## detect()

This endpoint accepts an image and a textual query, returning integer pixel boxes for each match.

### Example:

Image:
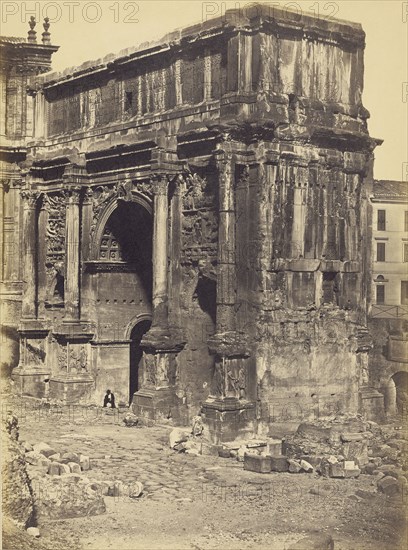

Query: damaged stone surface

[30,473,106,520]
[1,415,34,528]
[4,3,379,444]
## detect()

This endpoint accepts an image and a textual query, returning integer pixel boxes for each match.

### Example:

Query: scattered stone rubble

[20,436,144,518]
[169,415,207,455]
[212,415,407,497]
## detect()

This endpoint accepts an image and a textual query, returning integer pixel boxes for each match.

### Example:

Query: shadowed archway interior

[129,319,152,403]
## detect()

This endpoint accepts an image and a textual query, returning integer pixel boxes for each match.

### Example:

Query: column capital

[150,174,170,196]
[83,186,94,204]
[66,186,82,204]
[21,190,40,208]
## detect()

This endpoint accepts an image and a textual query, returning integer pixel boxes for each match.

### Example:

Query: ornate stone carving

[98,224,122,261]
[226,361,247,399]
[69,345,88,372]
[57,345,67,371]
[46,192,67,264]
[25,340,46,366]
[90,185,116,239]
[21,190,40,208]
[182,172,207,210]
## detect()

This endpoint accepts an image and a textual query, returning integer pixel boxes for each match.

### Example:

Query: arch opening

[384,371,408,417]
[129,319,151,404]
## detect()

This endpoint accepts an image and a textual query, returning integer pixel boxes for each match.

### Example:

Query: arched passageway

[384,371,408,417]
[129,319,151,403]
[93,199,153,404]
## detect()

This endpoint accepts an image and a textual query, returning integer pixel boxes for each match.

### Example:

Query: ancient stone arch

[91,191,153,261]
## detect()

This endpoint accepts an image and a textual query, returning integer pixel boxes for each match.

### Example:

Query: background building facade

[368,180,408,419]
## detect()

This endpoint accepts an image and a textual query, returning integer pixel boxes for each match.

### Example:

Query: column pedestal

[132,342,184,422]
[13,324,50,398]
[49,374,94,405]
[201,397,256,445]
[132,172,185,422]
[201,332,255,444]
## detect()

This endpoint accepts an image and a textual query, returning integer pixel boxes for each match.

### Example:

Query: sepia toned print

[1,2,407,549]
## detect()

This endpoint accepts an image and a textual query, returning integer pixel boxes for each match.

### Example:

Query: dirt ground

[2,397,407,550]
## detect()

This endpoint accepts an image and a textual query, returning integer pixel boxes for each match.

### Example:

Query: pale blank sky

[1,0,407,181]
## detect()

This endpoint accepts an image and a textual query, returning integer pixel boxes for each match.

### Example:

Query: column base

[12,366,51,399]
[201,397,256,445]
[132,387,181,423]
[49,374,94,405]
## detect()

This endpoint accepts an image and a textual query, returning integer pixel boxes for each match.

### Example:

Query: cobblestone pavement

[3,397,407,550]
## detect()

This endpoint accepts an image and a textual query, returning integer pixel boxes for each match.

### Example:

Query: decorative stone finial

[27,16,37,43]
[42,17,51,45]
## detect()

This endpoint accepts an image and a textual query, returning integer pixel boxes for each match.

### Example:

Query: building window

[402,281,408,305]
[377,209,386,231]
[404,243,408,263]
[405,211,408,232]
[377,242,386,262]
[376,285,385,304]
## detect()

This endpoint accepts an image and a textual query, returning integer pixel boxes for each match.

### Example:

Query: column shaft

[64,189,81,321]
[151,176,169,331]
[21,191,38,319]
[216,155,236,334]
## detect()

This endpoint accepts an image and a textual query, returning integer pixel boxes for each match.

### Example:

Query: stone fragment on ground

[48,453,61,462]
[288,459,302,473]
[169,428,190,449]
[329,462,345,478]
[26,527,40,538]
[68,461,81,474]
[344,461,360,478]
[33,442,56,458]
[300,459,314,473]
[377,475,401,496]
[31,472,106,519]
[270,455,289,472]
[244,453,271,473]
[123,412,140,427]
[288,532,334,549]
[79,454,90,471]
[129,481,144,498]
[61,452,80,464]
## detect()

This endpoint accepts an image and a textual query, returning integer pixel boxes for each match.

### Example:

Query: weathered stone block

[270,455,289,472]
[33,442,56,458]
[266,439,282,456]
[47,462,61,476]
[288,532,334,549]
[48,453,61,462]
[344,461,360,478]
[79,454,90,471]
[61,452,80,464]
[59,463,71,475]
[377,476,400,496]
[68,462,81,474]
[244,453,271,473]
[218,448,231,458]
[288,459,302,473]
[300,459,314,473]
[329,462,345,478]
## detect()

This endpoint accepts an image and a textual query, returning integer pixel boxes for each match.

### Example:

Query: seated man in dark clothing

[103,389,116,408]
